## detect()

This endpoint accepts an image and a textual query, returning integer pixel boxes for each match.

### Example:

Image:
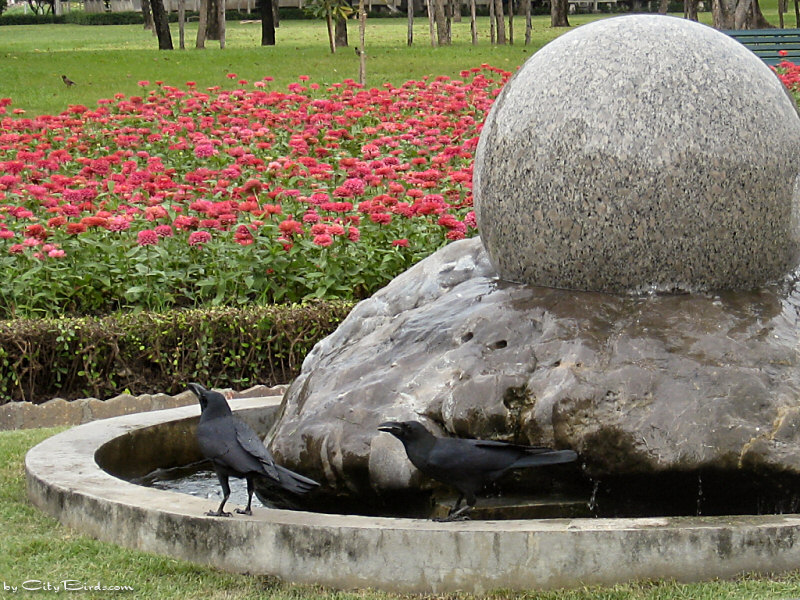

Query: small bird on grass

[188,383,320,517]
[61,75,76,87]
[379,420,578,521]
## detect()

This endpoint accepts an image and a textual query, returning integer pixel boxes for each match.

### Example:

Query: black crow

[378,420,578,521]
[188,383,319,517]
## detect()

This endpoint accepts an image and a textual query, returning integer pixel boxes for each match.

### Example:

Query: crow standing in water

[379,421,578,521]
[188,383,319,517]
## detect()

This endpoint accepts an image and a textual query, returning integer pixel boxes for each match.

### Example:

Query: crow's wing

[197,417,261,476]
[423,437,520,478]
[233,418,280,480]
[470,439,577,468]
[471,439,553,453]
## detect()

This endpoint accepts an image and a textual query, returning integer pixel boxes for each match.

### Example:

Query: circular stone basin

[25,397,800,593]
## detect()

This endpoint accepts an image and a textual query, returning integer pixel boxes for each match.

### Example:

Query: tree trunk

[795,0,799,27]
[259,0,275,45]
[426,0,437,46]
[142,0,155,31]
[494,0,506,43]
[550,0,569,26]
[206,0,220,40]
[178,0,185,48]
[434,0,450,45]
[508,0,514,44]
[470,0,477,44]
[326,12,336,52]
[408,0,414,45]
[273,0,280,27]
[218,0,226,49]
[489,0,495,43]
[358,0,366,85]
[684,0,697,18]
[151,0,174,49]
[525,0,531,44]
[712,0,773,27]
[196,0,208,48]
[711,0,732,26]
[658,0,668,14]
[335,15,348,47]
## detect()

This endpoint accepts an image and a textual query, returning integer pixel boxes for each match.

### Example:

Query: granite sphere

[473,15,800,293]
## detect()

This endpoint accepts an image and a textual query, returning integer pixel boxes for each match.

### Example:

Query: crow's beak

[378,421,403,435]
[187,382,206,398]
[188,382,209,411]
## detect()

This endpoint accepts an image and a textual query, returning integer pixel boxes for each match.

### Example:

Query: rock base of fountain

[268,237,800,502]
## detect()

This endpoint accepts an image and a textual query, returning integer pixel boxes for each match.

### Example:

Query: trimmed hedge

[64,10,143,24]
[0,13,65,25]
[0,301,354,404]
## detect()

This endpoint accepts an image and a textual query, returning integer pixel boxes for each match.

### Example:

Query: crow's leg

[235,476,255,515]
[207,470,232,517]
[433,493,471,522]
[441,492,475,522]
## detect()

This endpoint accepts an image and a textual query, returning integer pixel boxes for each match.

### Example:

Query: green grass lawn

[4,428,800,599]
[0,17,573,116]
[0,5,787,117]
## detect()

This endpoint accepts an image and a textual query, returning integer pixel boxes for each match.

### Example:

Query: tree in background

[0,0,7,15]
[335,13,349,48]
[493,0,505,43]
[151,0,174,49]
[433,0,450,45]
[177,0,186,48]
[712,0,773,27]
[196,0,223,47]
[304,0,353,53]
[358,0,366,84]
[141,0,155,31]
[258,0,276,45]
[25,0,53,14]
[551,0,569,26]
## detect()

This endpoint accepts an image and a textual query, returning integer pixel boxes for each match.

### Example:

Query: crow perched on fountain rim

[378,420,578,521]
[188,383,320,517]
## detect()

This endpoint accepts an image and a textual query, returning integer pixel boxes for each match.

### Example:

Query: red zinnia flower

[66,223,87,235]
[312,233,333,247]
[278,218,303,236]
[370,213,392,225]
[137,229,159,246]
[188,231,212,246]
[155,225,174,237]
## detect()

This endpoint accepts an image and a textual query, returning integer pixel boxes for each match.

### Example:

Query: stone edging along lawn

[0,384,287,431]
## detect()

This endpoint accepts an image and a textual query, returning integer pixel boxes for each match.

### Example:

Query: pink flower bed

[2,60,797,319]
[0,66,511,317]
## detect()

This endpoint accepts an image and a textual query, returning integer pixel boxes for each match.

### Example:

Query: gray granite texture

[474,15,800,293]
[266,238,800,498]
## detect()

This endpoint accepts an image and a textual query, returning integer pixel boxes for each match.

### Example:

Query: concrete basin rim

[24,397,800,533]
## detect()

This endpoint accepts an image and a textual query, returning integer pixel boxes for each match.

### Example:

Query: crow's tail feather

[514,449,578,468]
[274,464,320,494]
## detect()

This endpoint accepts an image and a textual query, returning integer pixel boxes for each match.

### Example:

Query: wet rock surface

[267,238,800,499]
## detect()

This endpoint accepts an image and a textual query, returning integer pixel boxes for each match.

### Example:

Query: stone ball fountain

[267,14,800,513]
[26,14,800,593]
